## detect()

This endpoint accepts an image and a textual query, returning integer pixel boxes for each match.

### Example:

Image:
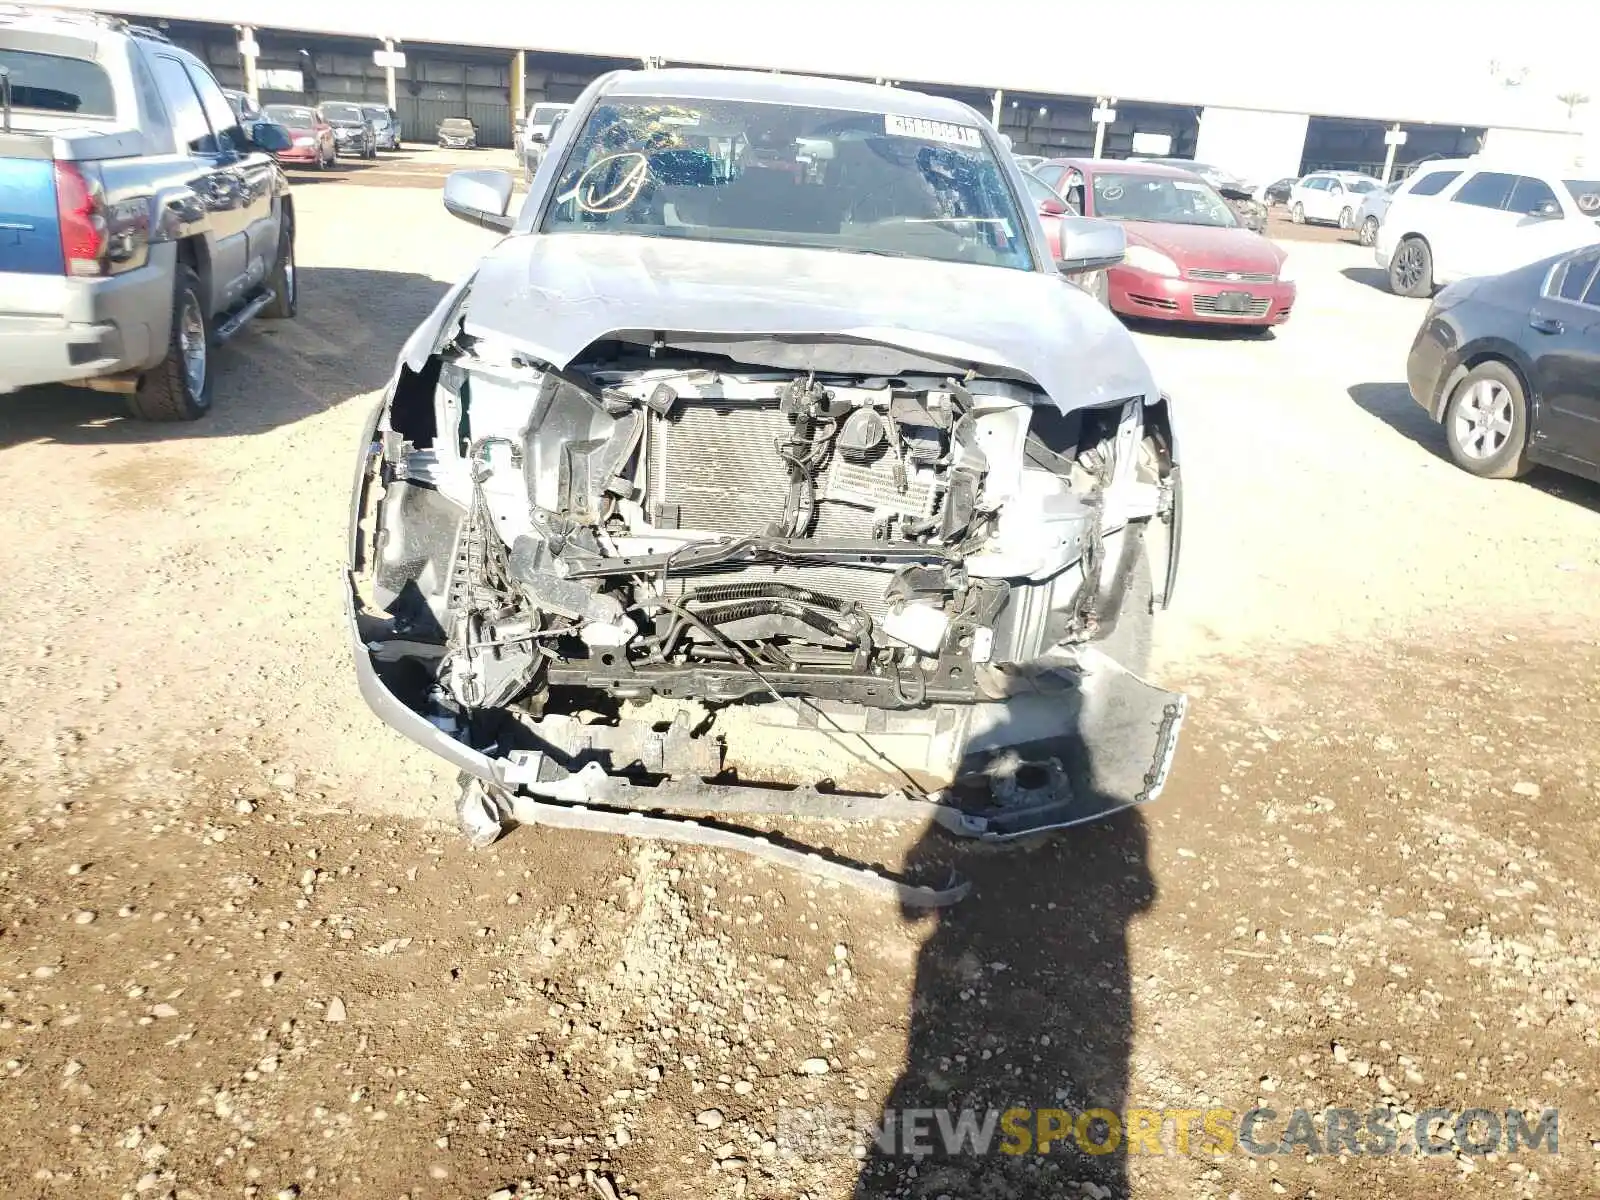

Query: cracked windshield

[542,97,1033,269]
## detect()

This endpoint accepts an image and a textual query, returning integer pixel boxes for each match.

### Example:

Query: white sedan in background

[1289,171,1384,229]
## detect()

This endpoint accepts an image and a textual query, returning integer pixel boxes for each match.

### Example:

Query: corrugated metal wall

[401,99,511,146]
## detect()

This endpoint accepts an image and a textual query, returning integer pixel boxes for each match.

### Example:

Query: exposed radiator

[646,402,792,534]
[643,402,936,540]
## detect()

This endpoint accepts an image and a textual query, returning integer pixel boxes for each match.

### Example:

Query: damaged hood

[453,233,1157,413]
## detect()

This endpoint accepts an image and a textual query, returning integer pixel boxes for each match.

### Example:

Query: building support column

[991,88,1003,128]
[237,25,259,101]
[1381,122,1407,183]
[1092,97,1117,159]
[383,38,398,111]
[511,49,525,129]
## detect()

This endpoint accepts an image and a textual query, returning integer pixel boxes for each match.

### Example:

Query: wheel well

[1437,353,1530,422]
[174,235,213,303]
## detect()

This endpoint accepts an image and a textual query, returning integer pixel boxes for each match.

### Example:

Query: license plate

[1213,291,1251,314]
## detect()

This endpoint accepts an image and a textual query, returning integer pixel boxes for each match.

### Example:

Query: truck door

[185,62,279,295]
[145,51,250,311]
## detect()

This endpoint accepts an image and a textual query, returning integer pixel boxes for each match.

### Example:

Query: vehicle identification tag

[884,115,982,148]
[1214,291,1251,313]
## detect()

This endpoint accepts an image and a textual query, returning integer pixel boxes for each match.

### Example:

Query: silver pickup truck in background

[0,7,298,420]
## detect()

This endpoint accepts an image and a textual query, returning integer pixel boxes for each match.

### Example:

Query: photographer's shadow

[857,809,1154,1198]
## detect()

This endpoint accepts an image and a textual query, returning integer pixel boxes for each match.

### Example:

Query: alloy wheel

[1452,379,1515,460]
[1394,244,1424,291]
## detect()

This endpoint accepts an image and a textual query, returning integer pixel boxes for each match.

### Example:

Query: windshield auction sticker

[885,114,982,147]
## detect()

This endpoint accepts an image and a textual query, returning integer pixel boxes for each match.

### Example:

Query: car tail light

[53,161,149,276]
[54,161,108,276]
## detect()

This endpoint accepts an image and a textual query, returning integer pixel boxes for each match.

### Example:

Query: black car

[320,100,377,159]
[1407,247,1600,482]
[438,117,477,148]
[1262,177,1296,206]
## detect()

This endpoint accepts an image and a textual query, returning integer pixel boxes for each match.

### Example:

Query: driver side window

[186,61,248,154]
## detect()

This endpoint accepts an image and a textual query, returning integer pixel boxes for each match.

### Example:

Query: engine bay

[360,326,1173,740]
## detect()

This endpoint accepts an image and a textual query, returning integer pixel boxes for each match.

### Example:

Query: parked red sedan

[263,104,337,170]
[1032,158,1295,327]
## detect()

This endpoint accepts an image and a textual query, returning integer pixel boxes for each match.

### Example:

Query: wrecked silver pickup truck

[348,69,1186,905]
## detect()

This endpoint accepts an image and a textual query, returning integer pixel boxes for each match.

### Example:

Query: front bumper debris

[350,565,1185,908]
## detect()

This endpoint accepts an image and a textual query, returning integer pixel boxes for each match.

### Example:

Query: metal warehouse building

[55,0,1593,183]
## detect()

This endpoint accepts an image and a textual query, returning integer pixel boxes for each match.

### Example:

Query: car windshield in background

[361,106,388,120]
[442,119,473,131]
[1346,179,1379,194]
[322,103,364,123]
[530,104,567,125]
[1564,180,1600,217]
[0,48,114,116]
[541,97,1032,270]
[265,106,317,129]
[1093,172,1238,227]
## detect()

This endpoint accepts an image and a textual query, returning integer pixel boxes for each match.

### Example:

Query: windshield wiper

[837,246,922,260]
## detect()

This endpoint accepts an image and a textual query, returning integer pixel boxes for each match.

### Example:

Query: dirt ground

[1,178,1598,1200]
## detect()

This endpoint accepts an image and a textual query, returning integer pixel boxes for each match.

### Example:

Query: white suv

[1289,171,1384,229]
[1376,159,1600,296]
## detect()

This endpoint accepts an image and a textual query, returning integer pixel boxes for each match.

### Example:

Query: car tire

[1388,235,1434,297]
[1359,215,1379,247]
[127,263,213,422]
[261,222,297,319]
[1338,206,1354,230]
[1291,201,1305,224]
[1442,361,1531,479]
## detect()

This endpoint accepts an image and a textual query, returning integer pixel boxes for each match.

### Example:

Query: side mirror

[1055,216,1126,275]
[444,168,515,232]
[1038,196,1067,217]
[529,130,547,144]
[1529,200,1562,219]
[250,122,293,153]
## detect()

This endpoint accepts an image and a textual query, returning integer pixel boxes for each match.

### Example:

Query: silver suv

[0,7,298,419]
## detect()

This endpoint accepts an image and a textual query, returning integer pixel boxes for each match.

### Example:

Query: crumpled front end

[347,295,1185,904]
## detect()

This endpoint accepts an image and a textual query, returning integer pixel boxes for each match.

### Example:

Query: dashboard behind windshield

[539,96,1034,271]
[1092,172,1238,227]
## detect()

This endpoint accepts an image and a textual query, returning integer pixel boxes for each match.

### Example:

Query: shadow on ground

[854,812,1153,1198]
[1348,381,1600,511]
[1340,266,1394,292]
[0,266,449,451]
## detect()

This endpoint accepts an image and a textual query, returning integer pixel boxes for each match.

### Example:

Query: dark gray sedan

[1407,246,1600,481]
